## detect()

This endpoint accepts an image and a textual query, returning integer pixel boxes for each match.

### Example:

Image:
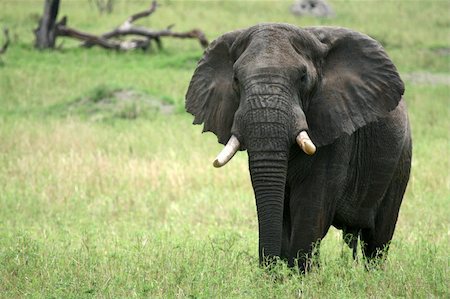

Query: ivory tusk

[213,135,240,168]
[296,131,316,155]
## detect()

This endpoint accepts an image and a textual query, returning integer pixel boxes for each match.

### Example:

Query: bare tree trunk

[34,0,60,49]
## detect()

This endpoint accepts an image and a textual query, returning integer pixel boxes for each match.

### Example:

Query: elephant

[185,23,412,271]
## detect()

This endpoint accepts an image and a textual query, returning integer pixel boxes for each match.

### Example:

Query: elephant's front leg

[288,191,329,271]
[286,147,347,271]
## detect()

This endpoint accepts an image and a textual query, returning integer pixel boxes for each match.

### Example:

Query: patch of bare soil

[402,72,450,85]
[432,47,450,56]
[68,88,175,121]
[112,90,175,115]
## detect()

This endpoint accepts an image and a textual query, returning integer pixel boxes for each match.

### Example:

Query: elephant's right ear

[185,30,243,145]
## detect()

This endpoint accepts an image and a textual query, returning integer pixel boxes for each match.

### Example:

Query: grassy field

[0,0,449,297]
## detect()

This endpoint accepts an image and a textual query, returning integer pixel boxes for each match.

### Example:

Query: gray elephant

[185,23,412,271]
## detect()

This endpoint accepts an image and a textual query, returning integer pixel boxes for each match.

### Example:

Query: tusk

[296,131,316,155]
[213,135,240,168]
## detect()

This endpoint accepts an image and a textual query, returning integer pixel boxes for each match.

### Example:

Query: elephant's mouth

[213,130,316,168]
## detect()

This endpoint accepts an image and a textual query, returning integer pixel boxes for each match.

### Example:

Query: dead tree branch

[81,0,208,49]
[0,28,10,55]
[84,25,209,50]
[127,0,158,24]
[56,17,120,50]
[166,29,209,48]
[56,17,152,51]
[83,0,159,47]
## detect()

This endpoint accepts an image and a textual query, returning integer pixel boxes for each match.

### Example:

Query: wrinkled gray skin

[186,23,412,271]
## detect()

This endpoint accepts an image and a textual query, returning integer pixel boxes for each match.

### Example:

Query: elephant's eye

[233,74,239,86]
[298,66,308,84]
[232,75,240,94]
[300,73,307,82]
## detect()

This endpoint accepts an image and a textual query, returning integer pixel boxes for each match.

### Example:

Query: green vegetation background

[0,0,448,297]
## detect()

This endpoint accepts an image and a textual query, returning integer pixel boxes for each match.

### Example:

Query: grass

[0,0,449,297]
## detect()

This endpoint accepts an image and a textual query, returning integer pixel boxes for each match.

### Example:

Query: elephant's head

[186,23,404,264]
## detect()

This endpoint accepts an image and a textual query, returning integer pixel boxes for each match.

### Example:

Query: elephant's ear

[185,30,243,145]
[304,27,404,147]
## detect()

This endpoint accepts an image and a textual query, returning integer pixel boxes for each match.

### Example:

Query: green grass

[0,0,449,297]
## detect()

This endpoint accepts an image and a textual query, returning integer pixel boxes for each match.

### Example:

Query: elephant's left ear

[304,27,404,147]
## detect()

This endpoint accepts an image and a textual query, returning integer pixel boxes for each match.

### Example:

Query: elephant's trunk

[244,96,291,265]
[249,151,288,264]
